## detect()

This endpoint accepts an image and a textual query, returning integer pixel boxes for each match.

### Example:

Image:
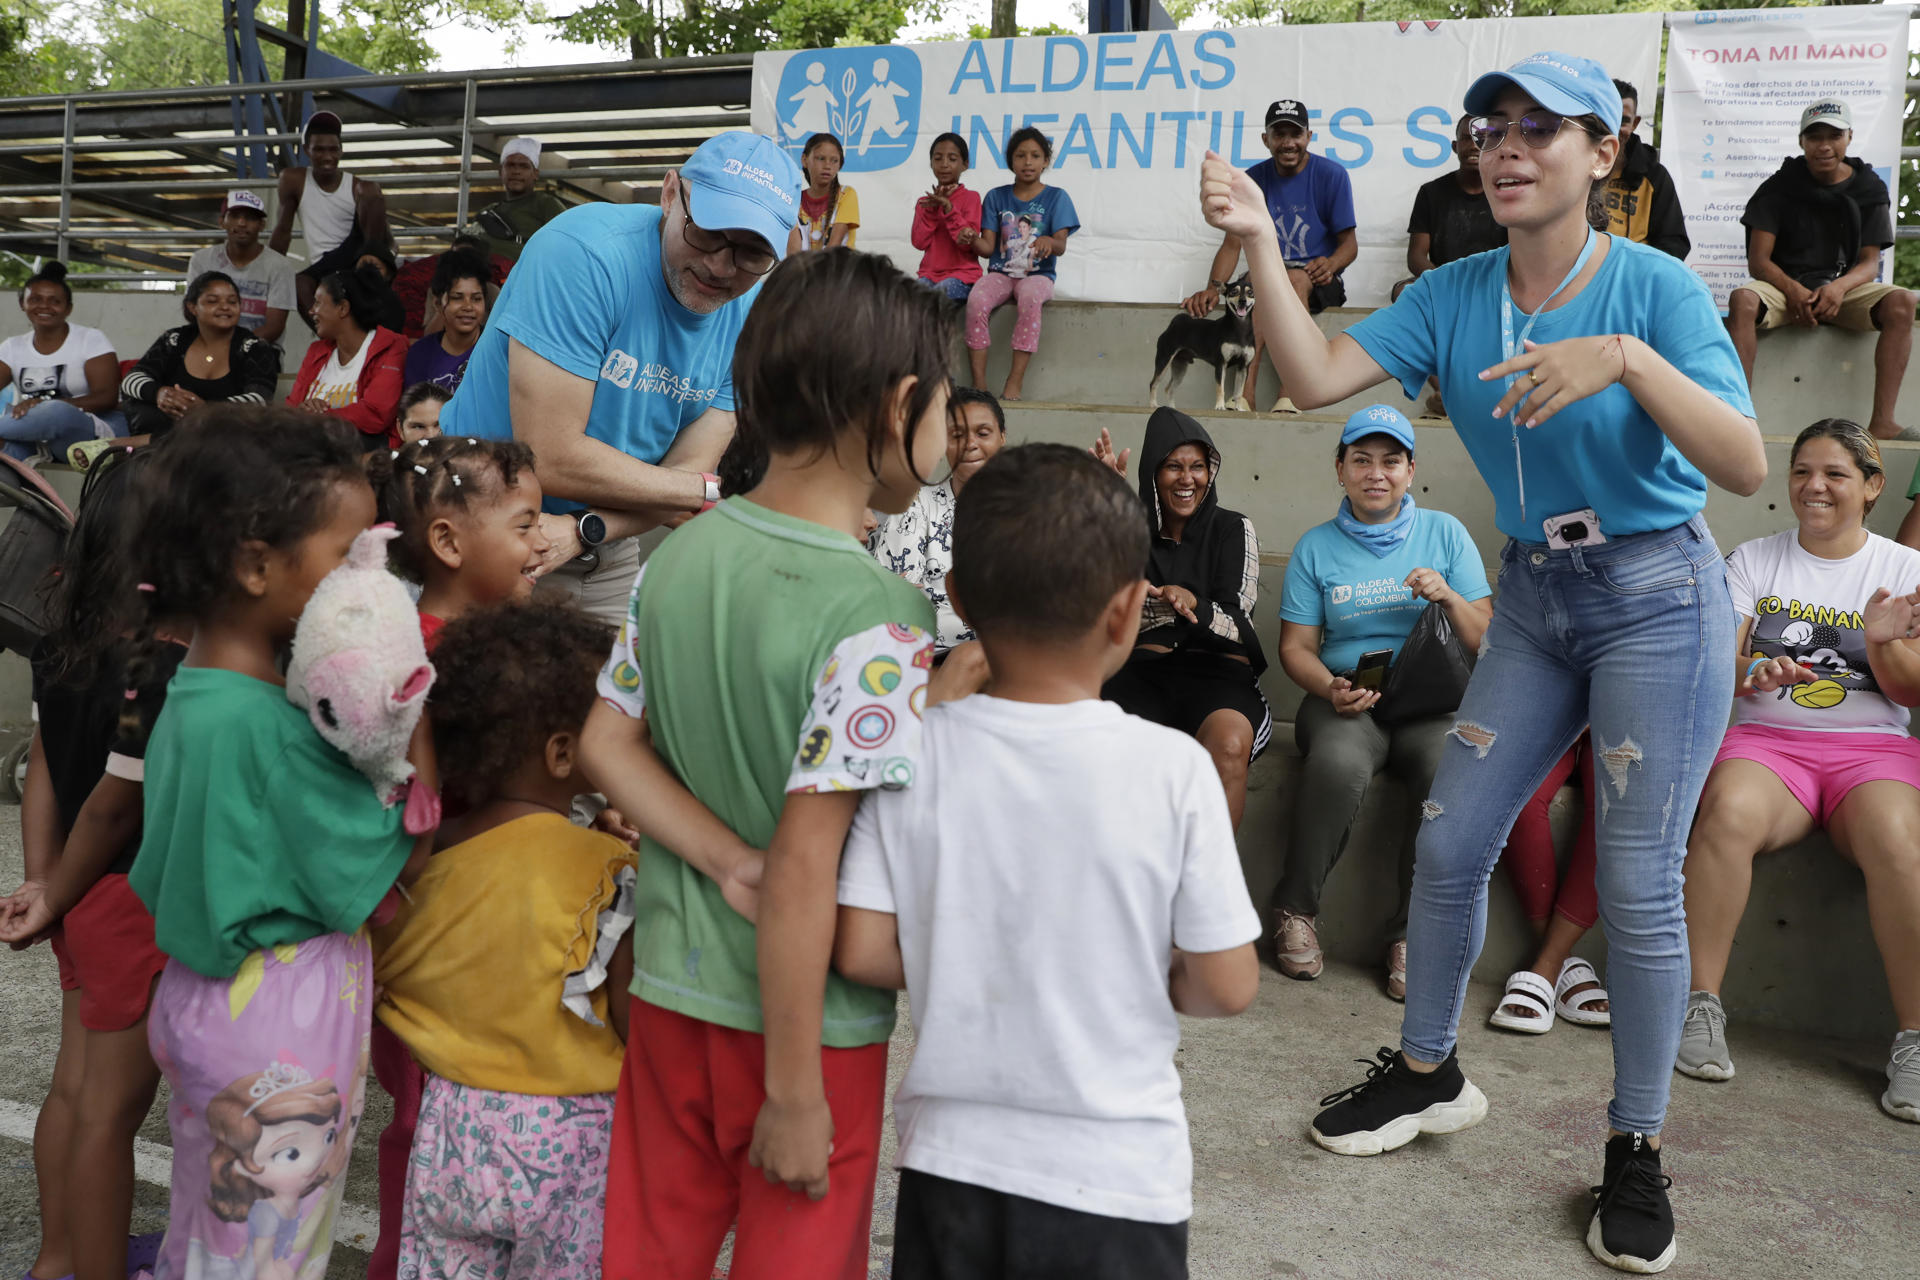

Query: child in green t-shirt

[581,248,952,1278]
[121,406,440,1280]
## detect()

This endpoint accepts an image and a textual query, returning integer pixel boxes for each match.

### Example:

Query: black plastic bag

[1374,602,1473,727]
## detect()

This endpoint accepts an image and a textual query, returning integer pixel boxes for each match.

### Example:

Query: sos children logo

[776,47,922,173]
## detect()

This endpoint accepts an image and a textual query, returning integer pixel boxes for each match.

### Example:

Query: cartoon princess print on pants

[146,932,373,1280]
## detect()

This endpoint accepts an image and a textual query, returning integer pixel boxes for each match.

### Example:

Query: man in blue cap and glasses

[443,131,802,622]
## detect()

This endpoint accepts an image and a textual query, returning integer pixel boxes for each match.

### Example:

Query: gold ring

[1526,370,1540,384]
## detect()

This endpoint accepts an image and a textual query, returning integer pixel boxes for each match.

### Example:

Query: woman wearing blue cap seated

[1202,53,1764,1273]
[1274,405,1490,1003]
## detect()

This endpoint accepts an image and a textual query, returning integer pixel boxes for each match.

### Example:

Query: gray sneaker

[1675,991,1734,1081]
[1883,1030,1920,1122]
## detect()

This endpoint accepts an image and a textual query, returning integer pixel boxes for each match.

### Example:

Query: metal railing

[0,54,755,280]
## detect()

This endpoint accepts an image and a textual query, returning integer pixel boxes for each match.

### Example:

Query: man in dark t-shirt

[1728,99,1915,441]
[1394,116,1506,301]
[1388,117,1505,419]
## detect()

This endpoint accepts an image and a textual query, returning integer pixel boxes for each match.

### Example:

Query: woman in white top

[1679,417,1920,1122]
[0,262,125,461]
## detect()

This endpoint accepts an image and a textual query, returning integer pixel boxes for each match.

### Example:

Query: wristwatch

[1208,277,1229,290]
[699,471,721,513]
[575,510,608,550]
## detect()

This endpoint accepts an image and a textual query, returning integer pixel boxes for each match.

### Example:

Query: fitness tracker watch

[575,510,608,550]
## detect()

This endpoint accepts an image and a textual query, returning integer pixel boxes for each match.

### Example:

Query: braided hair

[801,133,845,248]
[39,445,147,692]
[370,434,537,583]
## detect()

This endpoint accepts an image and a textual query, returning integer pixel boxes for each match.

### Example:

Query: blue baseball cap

[677,132,804,261]
[1463,51,1622,127]
[1341,404,1416,455]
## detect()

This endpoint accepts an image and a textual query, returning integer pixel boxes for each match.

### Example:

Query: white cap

[501,137,542,167]
[1800,100,1852,135]
[224,189,266,215]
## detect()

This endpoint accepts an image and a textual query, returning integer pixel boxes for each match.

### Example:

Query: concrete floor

[1,827,1915,1278]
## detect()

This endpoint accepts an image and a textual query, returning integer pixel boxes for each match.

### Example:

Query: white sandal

[1554,957,1611,1027]
[1489,969,1556,1034]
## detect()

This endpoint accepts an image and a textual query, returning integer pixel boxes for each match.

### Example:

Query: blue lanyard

[1498,227,1597,523]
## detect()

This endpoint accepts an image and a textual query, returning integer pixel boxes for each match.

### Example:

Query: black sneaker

[1586,1133,1676,1273]
[1308,1046,1489,1156]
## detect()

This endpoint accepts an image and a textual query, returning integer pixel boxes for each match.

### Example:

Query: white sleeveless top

[300,168,358,256]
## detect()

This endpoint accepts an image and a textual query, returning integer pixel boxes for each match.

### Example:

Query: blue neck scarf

[1335,494,1416,558]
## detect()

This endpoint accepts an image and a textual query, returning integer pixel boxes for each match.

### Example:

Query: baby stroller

[0,453,76,798]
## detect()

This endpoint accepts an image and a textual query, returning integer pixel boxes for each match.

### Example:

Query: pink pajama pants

[965,272,1054,353]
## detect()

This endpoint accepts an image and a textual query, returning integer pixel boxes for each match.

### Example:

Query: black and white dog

[1148,276,1256,412]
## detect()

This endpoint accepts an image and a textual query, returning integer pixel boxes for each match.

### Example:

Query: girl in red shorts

[0,449,184,1280]
[1681,418,1920,1121]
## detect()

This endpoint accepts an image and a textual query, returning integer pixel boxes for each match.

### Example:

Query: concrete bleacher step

[1243,728,1896,1044]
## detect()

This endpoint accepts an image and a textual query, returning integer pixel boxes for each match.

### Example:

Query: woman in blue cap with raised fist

[1274,404,1490,1003]
[1202,52,1763,1273]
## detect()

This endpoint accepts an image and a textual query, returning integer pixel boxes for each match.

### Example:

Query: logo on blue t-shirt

[775,48,921,173]
[601,350,639,389]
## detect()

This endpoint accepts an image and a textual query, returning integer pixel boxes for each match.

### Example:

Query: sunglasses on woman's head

[1468,112,1572,152]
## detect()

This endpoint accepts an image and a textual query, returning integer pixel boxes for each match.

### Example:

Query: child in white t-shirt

[835,442,1261,1280]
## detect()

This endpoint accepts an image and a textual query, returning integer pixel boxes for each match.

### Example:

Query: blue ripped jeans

[1399,514,1733,1135]
[0,397,124,461]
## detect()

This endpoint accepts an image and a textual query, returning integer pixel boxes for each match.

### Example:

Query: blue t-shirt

[1279,507,1491,675]
[1248,154,1355,265]
[980,185,1080,280]
[441,203,754,513]
[1346,237,1754,542]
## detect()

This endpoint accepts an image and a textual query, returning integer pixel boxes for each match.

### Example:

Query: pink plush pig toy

[286,523,439,835]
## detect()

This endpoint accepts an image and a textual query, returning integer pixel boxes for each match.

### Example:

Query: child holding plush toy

[376,599,636,1275]
[123,404,439,1280]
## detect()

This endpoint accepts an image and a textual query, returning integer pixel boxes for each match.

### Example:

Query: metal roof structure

[0,53,755,285]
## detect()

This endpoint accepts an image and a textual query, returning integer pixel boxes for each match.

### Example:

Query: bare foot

[1557,978,1609,1014]
[1001,380,1025,402]
[1421,391,1446,419]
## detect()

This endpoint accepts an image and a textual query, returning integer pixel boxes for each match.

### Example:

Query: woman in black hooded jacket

[1095,406,1270,828]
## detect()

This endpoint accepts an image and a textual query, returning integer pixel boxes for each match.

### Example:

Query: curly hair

[369,434,536,583]
[428,600,614,808]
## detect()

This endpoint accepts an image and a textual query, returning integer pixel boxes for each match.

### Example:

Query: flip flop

[66,438,119,471]
[1489,969,1555,1034]
[1555,956,1611,1027]
[125,1230,165,1275]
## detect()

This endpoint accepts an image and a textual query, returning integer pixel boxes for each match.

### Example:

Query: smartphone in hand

[1353,649,1392,692]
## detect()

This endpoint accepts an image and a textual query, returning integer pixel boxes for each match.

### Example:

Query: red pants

[1500,733,1600,929]
[603,1002,889,1280]
[368,1018,426,1280]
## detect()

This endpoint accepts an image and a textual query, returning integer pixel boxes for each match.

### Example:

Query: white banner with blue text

[1663,6,1909,311]
[749,16,1662,306]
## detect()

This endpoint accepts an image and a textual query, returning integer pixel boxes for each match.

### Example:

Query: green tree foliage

[0,0,545,94]
[1182,0,1816,24]
[551,0,943,60]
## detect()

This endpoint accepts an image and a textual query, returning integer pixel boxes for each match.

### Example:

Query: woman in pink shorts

[1680,417,1920,1122]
